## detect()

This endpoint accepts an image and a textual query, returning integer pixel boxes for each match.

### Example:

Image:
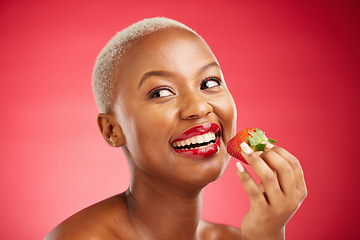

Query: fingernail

[262,141,274,149]
[241,142,253,154]
[236,162,244,173]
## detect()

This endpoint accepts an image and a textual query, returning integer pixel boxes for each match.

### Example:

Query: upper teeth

[172,132,216,148]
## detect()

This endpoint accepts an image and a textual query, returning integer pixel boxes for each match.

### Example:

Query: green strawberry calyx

[247,128,277,151]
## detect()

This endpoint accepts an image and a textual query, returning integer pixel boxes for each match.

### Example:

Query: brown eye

[200,78,221,90]
[150,88,174,98]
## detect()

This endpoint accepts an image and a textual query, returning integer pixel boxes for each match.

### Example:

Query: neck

[125,174,204,240]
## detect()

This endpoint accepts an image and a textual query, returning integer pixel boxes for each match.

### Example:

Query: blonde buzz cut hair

[92,17,201,113]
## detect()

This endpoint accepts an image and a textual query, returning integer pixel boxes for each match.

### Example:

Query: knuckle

[291,201,301,213]
[247,155,262,168]
[300,187,308,200]
[250,190,264,199]
[247,153,260,163]
[280,161,293,174]
[276,200,298,216]
[264,171,276,182]
[241,172,251,182]
[289,157,300,169]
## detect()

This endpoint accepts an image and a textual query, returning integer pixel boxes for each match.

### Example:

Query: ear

[96,113,125,147]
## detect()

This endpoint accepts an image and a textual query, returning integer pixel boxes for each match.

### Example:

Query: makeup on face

[171,123,221,160]
[112,28,237,186]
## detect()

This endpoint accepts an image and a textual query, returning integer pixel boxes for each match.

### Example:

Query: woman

[45,17,307,240]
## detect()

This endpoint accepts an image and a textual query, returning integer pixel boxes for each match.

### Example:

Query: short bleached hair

[92,17,201,113]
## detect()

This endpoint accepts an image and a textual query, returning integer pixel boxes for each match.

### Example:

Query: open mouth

[172,132,217,150]
[171,123,221,159]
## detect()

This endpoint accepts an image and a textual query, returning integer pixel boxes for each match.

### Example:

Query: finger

[240,142,282,201]
[271,146,307,198]
[236,162,267,208]
[257,182,269,203]
[260,147,296,195]
[258,182,265,193]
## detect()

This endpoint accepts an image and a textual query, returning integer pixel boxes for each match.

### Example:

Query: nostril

[180,96,213,120]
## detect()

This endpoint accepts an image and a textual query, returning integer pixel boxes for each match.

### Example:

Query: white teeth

[197,135,204,144]
[203,132,214,142]
[173,132,216,149]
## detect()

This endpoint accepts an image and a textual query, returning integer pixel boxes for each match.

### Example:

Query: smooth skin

[236,142,307,240]
[44,28,306,240]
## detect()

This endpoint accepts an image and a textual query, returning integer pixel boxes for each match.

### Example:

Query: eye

[200,77,221,90]
[149,87,175,98]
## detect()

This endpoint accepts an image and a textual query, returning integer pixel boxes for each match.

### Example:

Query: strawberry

[226,127,277,164]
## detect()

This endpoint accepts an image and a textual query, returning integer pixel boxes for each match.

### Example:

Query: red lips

[171,123,221,160]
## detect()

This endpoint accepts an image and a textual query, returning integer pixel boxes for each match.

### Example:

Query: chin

[184,151,230,188]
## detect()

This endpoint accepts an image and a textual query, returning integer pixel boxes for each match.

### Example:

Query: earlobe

[96,114,125,147]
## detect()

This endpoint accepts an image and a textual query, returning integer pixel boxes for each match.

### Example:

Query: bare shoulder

[198,219,244,240]
[44,193,135,240]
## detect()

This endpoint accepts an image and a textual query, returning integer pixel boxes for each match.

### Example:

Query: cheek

[212,93,237,140]
[136,104,177,136]
[123,103,178,160]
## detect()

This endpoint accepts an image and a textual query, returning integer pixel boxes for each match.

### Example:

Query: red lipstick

[171,123,221,160]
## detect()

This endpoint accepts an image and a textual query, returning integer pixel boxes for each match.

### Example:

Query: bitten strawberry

[226,127,277,164]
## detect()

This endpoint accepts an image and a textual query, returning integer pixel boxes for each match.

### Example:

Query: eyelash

[200,76,222,90]
[148,76,222,99]
[149,86,175,99]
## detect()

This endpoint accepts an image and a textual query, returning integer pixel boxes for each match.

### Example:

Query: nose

[180,92,213,120]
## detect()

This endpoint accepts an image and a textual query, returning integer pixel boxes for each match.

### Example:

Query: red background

[1,0,359,239]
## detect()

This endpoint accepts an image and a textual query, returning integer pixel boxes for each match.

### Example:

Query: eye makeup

[148,86,175,99]
[200,76,222,90]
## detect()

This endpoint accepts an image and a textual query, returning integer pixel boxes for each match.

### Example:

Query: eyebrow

[197,61,221,75]
[138,71,173,88]
[137,61,221,88]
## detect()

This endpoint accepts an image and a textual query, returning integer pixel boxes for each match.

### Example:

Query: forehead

[115,28,218,89]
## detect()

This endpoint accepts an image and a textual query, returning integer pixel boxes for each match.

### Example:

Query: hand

[236,142,307,240]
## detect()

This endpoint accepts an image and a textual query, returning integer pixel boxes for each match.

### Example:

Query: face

[112,28,237,189]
